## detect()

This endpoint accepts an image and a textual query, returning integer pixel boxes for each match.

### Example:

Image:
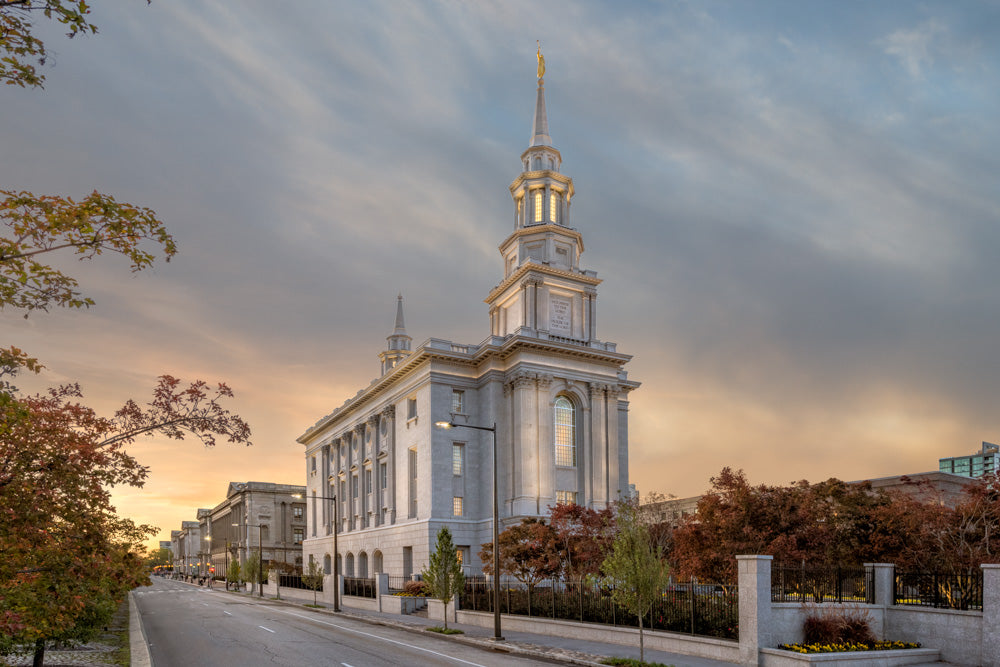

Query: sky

[3,1,999,551]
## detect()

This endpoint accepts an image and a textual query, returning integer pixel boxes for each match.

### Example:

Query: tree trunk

[32,638,45,667]
[443,599,449,630]
[639,613,645,664]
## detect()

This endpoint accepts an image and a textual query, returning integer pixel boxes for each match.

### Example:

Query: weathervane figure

[537,40,545,80]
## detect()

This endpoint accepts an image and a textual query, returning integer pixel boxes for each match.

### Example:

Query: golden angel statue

[537,41,545,79]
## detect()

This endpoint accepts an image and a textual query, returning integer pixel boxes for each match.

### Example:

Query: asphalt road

[133,577,559,667]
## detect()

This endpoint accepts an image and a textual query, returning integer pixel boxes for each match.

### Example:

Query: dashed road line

[258,625,275,633]
[270,608,487,667]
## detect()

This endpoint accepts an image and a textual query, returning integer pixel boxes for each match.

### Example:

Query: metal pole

[333,493,340,612]
[258,524,263,597]
[492,422,503,641]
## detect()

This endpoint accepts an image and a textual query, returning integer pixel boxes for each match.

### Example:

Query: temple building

[298,57,639,578]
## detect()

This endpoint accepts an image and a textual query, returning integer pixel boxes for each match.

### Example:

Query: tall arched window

[549,192,558,223]
[534,191,543,222]
[554,396,576,467]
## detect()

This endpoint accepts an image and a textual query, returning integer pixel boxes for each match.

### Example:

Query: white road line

[270,609,487,667]
[342,664,354,667]
[223,611,233,616]
[258,625,275,633]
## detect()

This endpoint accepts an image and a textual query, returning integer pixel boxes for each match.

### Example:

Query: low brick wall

[885,606,982,666]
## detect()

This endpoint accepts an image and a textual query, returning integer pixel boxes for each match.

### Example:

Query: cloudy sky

[3,1,999,549]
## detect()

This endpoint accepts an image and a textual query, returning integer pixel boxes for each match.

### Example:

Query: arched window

[534,191,543,223]
[549,192,557,223]
[323,554,331,575]
[554,396,576,467]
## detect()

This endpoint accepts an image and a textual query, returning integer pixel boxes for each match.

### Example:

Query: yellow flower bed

[778,641,921,654]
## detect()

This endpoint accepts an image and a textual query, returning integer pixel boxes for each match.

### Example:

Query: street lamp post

[435,419,503,641]
[293,492,339,612]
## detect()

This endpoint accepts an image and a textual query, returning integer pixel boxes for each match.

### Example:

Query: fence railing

[344,576,376,599]
[279,573,323,592]
[388,576,411,592]
[771,564,873,604]
[457,577,738,640]
[894,571,983,610]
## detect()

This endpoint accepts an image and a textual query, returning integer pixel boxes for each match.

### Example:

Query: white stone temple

[298,57,639,579]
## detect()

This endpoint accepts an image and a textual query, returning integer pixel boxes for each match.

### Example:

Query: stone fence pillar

[376,573,389,611]
[864,563,895,607]
[737,555,772,667]
[983,564,1000,667]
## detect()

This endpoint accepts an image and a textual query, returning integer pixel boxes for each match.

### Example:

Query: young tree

[226,559,241,592]
[422,528,465,630]
[243,551,261,595]
[302,557,324,606]
[602,500,671,664]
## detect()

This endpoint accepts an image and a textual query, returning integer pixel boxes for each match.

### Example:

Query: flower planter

[759,647,940,667]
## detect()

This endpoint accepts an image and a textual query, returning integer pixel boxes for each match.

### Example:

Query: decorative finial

[536,41,545,81]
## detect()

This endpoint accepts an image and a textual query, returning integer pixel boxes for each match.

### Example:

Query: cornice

[509,170,574,197]
[485,260,601,304]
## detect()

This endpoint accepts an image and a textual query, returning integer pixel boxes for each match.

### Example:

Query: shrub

[403,580,431,596]
[802,606,875,645]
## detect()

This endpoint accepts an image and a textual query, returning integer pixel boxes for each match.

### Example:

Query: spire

[530,43,552,147]
[379,294,412,376]
[392,293,406,334]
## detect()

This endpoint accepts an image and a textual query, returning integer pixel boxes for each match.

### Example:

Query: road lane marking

[223,611,233,616]
[258,625,275,633]
[342,664,354,667]
[270,609,487,666]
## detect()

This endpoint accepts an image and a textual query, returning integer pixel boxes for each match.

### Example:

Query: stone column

[589,384,607,506]
[536,375,554,505]
[983,564,1000,667]
[605,386,620,499]
[382,405,396,524]
[586,288,597,341]
[737,555,773,667]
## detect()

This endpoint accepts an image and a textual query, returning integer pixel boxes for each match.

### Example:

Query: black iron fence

[344,576,376,599]
[388,576,411,593]
[458,578,738,640]
[771,564,872,604]
[279,573,323,592]
[894,571,983,611]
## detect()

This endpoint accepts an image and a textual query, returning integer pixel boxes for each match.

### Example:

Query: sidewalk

[155,579,736,667]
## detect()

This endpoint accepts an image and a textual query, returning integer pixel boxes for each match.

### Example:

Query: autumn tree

[548,502,614,580]
[422,527,465,630]
[602,500,671,664]
[480,518,561,590]
[1,5,247,664]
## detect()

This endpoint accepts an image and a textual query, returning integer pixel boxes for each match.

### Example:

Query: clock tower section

[487,61,602,345]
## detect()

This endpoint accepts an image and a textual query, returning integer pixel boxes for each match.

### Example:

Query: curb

[128,590,153,667]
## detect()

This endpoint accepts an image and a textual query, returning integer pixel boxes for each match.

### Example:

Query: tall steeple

[486,48,601,345]
[530,42,552,147]
[379,294,412,375]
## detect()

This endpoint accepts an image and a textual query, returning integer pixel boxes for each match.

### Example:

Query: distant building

[299,62,638,579]
[172,520,201,575]
[201,481,307,576]
[939,442,999,478]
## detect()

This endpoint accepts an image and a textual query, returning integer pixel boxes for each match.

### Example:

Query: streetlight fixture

[292,492,339,612]
[435,419,503,641]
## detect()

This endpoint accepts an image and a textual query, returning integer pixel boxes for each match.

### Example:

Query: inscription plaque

[550,297,571,334]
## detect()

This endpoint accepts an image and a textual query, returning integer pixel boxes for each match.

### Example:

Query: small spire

[393,293,406,334]
[530,43,552,147]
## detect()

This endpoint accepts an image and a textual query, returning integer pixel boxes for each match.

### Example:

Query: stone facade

[298,65,639,578]
[201,481,307,575]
